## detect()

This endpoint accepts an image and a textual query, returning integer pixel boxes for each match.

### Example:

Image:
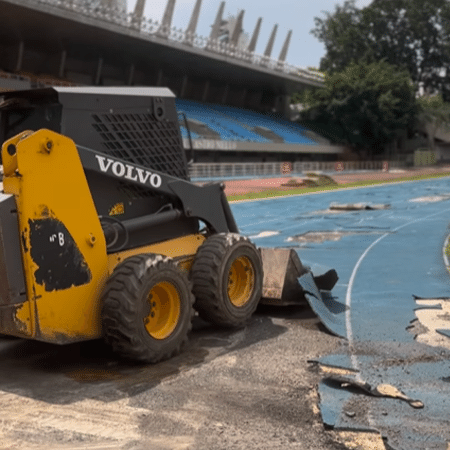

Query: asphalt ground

[0,305,345,450]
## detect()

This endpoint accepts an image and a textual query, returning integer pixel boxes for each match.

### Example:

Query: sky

[126,0,373,69]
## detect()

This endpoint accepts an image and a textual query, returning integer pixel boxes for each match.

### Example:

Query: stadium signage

[95,155,162,188]
[186,139,238,150]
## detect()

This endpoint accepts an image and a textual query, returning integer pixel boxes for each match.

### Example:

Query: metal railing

[22,0,324,83]
[0,70,77,88]
[189,160,403,179]
[0,71,28,81]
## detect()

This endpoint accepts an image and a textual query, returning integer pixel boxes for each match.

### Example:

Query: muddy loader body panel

[2,130,109,342]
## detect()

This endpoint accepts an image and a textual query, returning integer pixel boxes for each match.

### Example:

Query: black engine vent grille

[92,112,188,180]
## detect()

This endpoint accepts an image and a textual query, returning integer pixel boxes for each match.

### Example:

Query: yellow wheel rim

[144,281,181,340]
[227,256,255,307]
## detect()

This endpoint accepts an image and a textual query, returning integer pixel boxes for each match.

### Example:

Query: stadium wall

[0,0,349,164]
[0,0,323,117]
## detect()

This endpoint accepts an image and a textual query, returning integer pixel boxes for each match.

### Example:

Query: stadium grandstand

[0,0,346,169]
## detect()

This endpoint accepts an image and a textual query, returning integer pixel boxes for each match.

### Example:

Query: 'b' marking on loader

[49,232,65,246]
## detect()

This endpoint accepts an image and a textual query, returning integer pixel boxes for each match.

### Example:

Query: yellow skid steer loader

[0,87,336,362]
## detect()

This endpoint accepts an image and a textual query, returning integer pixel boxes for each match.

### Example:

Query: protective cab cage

[0,86,238,252]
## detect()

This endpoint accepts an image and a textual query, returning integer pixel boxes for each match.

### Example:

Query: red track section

[223,166,450,196]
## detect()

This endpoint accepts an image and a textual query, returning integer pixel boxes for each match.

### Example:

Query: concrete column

[271,94,278,112]
[158,0,176,37]
[133,0,146,20]
[15,41,24,72]
[240,88,248,107]
[132,0,146,29]
[184,0,202,44]
[280,94,290,117]
[264,24,278,58]
[221,84,229,104]
[254,91,263,108]
[95,57,103,85]
[230,10,244,46]
[59,50,67,78]
[180,75,188,98]
[202,80,210,102]
[156,68,164,86]
[278,30,292,61]
[247,18,262,53]
[247,90,262,109]
[243,88,248,106]
[273,94,290,116]
[127,64,135,85]
[209,1,225,41]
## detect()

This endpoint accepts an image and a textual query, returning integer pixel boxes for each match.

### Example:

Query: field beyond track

[224,165,450,200]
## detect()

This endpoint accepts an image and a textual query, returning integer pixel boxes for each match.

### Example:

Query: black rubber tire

[101,254,194,363]
[191,233,263,327]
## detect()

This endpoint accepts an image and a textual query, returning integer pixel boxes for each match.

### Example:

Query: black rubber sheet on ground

[298,272,347,338]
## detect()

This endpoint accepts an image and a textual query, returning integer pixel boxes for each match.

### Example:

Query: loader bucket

[260,248,308,306]
[260,248,338,306]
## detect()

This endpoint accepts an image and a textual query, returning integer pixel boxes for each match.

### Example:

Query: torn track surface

[232,177,450,449]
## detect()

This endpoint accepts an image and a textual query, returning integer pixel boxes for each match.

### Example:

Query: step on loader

[0,87,337,362]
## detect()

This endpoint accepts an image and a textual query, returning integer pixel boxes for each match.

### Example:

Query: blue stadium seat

[178,126,200,140]
[176,99,317,145]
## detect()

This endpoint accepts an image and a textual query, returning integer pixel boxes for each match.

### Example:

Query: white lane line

[345,206,450,375]
[345,232,389,374]
[344,206,450,429]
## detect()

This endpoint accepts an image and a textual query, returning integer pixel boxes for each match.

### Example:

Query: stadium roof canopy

[0,0,323,116]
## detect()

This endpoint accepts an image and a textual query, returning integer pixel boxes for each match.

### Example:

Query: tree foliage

[312,0,450,100]
[417,94,450,151]
[299,60,418,155]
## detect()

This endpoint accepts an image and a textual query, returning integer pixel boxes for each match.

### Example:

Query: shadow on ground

[0,308,323,405]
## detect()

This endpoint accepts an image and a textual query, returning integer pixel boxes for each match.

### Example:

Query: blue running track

[231,177,450,450]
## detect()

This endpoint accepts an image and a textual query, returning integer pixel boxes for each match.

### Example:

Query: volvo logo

[95,155,162,189]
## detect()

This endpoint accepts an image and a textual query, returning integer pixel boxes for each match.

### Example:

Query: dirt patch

[287,230,383,244]
[414,298,450,350]
[329,203,390,211]
[281,174,338,188]
[409,194,450,203]
[0,311,347,450]
[336,431,386,450]
[249,231,280,239]
[406,319,429,338]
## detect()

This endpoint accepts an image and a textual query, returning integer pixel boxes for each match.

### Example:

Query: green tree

[312,0,450,100]
[298,60,418,157]
[417,94,450,153]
